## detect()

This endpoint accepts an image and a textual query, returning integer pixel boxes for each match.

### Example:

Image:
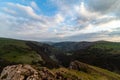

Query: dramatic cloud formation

[0,0,120,42]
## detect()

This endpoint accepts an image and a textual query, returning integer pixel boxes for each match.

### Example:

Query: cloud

[86,0,120,15]
[30,1,40,10]
[0,0,120,42]
[0,2,65,39]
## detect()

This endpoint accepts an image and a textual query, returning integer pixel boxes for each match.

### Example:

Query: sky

[0,0,120,42]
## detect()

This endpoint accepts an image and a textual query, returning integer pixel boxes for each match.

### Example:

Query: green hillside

[0,38,42,64]
[89,41,120,54]
[52,61,120,80]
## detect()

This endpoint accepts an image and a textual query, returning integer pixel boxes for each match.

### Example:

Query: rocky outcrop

[0,64,80,80]
[69,61,90,73]
[0,64,55,80]
[1,62,120,80]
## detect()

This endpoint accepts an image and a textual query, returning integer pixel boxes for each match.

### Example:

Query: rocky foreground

[1,61,120,80]
[0,63,81,80]
[0,64,71,80]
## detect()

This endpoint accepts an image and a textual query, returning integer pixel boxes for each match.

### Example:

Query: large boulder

[69,61,90,73]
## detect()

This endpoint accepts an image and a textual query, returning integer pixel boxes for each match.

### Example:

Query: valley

[0,38,120,80]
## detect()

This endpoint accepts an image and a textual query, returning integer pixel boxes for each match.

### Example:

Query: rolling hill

[0,37,120,80]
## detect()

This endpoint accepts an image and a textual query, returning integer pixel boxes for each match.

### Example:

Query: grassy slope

[90,41,120,54]
[52,64,120,80]
[0,38,42,64]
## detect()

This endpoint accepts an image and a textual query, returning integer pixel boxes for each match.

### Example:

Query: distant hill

[52,41,120,52]
[52,41,94,52]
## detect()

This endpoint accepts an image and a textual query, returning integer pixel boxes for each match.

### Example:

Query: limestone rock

[0,64,55,80]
